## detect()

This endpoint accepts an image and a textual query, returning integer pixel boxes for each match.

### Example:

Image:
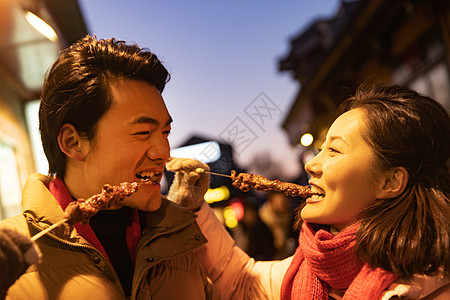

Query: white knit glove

[166,158,210,211]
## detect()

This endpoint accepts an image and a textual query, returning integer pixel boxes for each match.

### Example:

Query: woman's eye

[163,130,171,136]
[328,147,340,153]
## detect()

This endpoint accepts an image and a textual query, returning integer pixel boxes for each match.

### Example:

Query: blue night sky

[78,0,340,178]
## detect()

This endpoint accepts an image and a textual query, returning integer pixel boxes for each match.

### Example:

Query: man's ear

[58,123,89,161]
[376,166,409,199]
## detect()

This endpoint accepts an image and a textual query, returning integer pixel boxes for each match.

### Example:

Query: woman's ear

[376,166,409,199]
[58,123,89,161]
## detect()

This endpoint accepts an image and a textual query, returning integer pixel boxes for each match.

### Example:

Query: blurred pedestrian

[235,197,276,261]
[259,191,296,259]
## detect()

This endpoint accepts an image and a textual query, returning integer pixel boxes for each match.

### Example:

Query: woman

[167,85,450,299]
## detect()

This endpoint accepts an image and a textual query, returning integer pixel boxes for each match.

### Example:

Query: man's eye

[134,131,150,135]
[163,130,171,136]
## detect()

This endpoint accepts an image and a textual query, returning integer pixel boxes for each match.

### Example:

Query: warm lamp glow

[223,206,238,230]
[25,11,58,42]
[300,133,314,147]
[204,186,230,204]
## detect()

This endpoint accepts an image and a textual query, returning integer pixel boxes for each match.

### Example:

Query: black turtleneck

[90,206,134,297]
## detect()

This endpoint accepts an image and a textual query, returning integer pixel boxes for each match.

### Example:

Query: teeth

[310,194,324,200]
[136,171,161,183]
[310,186,325,195]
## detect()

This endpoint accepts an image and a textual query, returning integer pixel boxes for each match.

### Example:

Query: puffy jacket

[0,173,218,300]
[194,202,450,300]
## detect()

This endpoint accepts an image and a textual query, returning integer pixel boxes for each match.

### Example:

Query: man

[0,35,216,299]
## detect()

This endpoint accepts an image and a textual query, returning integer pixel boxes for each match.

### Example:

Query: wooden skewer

[195,168,232,178]
[31,218,67,242]
[203,171,232,178]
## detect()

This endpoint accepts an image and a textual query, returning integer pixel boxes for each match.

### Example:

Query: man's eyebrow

[130,116,173,127]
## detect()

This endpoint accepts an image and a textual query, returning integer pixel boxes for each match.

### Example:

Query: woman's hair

[39,35,170,177]
[338,85,450,279]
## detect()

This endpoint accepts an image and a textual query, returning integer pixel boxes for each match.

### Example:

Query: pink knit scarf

[280,222,397,300]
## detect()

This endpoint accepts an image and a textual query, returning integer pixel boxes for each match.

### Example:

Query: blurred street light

[300,133,313,147]
[25,11,58,42]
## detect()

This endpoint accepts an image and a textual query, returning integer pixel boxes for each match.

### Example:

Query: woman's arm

[194,202,292,300]
[165,158,292,299]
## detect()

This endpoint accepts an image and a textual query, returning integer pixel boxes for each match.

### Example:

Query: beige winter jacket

[0,173,218,300]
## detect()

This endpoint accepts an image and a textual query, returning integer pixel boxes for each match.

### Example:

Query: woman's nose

[305,156,322,176]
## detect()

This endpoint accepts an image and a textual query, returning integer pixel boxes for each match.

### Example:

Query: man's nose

[146,142,170,161]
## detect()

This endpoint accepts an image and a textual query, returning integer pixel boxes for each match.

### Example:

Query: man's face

[80,79,171,211]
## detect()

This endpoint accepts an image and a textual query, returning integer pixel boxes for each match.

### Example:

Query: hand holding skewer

[166,158,210,211]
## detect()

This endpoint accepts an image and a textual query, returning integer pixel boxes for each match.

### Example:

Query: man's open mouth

[136,171,162,184]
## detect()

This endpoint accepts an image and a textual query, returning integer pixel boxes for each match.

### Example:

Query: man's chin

[104,203,126,210]
[121,193,162,212]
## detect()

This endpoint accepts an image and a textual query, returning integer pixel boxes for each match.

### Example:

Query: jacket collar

[22,173,65,224]
[22,173,92,243]
[136,197,207,258]
[139,197,198,237]
[133,197,207,296]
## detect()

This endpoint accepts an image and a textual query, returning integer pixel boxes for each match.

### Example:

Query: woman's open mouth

[307,186,325,203]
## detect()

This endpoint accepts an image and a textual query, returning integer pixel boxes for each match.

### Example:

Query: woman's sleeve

[194,202,292,300]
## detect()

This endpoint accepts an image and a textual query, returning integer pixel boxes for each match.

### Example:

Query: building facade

[280,0,450,157]
[0,0,87,218]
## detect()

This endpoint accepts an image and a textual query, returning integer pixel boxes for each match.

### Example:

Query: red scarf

[280,222,397,300]
[49,177,141,266]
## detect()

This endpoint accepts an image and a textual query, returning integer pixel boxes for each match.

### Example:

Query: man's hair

[338,85,450,279]
[39,35,170,177]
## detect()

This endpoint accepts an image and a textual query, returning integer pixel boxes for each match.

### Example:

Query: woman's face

[302,108,385,231]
